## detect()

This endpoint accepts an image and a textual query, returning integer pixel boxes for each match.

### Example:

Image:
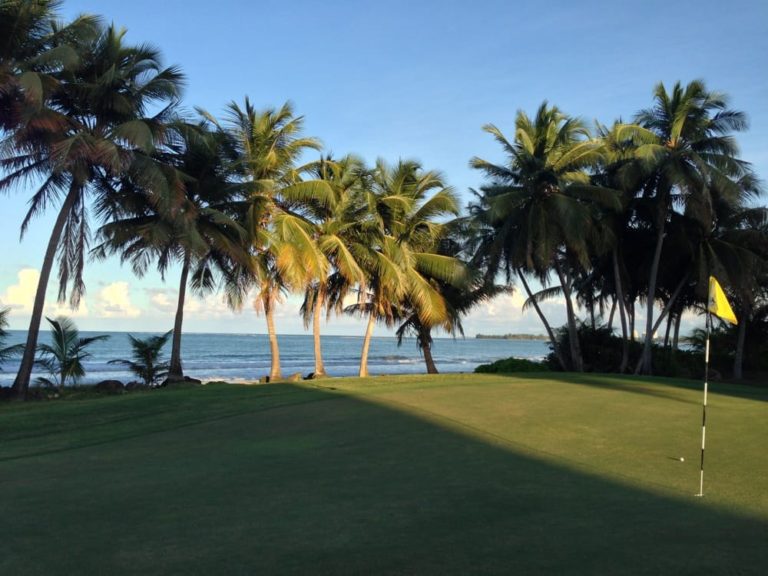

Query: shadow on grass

[495,371,768,404]
[1,383,766,575]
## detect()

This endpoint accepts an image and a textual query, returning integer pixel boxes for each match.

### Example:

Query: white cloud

[95,282,140,318]
[0,267,88,318]
[0,268,39,315]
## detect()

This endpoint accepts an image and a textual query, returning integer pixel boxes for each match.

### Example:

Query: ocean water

[0,330,551,386]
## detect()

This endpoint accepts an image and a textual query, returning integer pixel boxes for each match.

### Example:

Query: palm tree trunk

[733,316,746,380]
[359,311,376,377]
[635,272,689,375]
[640,218,667,374]
[517,268,567,370]
[663,310,674,348]
[265,296,281,382]
[628,300,636,343]
[612,249,630,374]
[167,251,190,382]
[672,312,682,350]
[12,185,80,399]
[607,298,617,331]
[555,262,583,372]
[419,326,438,374]
[312,287,326,377]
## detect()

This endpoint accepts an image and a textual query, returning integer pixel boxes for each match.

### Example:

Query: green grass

[1,373,766,575]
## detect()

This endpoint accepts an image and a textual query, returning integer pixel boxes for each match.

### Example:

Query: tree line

[2,1,766,399]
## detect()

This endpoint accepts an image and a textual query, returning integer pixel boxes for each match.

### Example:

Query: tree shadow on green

[1,383,766,575]
[496,371,768,404]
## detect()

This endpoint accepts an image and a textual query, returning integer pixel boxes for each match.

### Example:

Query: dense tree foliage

[2,1,766,397]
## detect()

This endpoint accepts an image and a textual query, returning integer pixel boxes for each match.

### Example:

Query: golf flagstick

[697,310,711,497]
[697,277,738,497]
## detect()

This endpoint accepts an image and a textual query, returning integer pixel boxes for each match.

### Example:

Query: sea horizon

[0,331,552,387]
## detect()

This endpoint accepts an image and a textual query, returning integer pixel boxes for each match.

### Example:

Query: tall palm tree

[94,121,245,383]
[348,159,463,377]
[216,99,327,381]
[632,80,753,374]
[1,23,183,398]
[0,0,99,132]
[298,155,368,378]
[471,102,615,371]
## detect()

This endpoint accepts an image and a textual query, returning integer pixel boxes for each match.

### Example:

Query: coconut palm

[2,23,183,398]
[631,80,754,374]
[94,121,245,383]
[394,218,501,373]
[34,315,108,391]
[297,155,368,378]
[109,331,171,387]
[347,159,463,377]
[215,99,328,381]
[470,102,616,371]
[0,0,99,132]
[0,307,23,368]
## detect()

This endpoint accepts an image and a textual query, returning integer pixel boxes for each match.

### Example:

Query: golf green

[1,374,766,574]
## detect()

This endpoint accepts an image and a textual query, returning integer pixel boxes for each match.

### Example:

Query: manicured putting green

[1,373,766,574]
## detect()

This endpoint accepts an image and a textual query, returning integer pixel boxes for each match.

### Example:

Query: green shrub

[474,357,549,374]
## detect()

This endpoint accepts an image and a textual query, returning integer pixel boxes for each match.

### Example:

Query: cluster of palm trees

[2,2,766,401]
[470,90,767,378]
[1,1,476,399]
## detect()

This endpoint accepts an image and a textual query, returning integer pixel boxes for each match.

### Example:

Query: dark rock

[94,380,124,393]
[125,381,147,391]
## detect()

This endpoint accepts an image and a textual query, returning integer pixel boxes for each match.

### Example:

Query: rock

[125,381,147,391]
[286,372,303,382]
[94,380,124,393]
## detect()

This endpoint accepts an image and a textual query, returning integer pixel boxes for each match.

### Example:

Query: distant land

[475,334,549,341]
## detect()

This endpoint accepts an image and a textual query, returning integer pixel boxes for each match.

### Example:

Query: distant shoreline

[475,334,549,341]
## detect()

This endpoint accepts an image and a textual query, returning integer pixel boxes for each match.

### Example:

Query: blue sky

[2,0,767,336]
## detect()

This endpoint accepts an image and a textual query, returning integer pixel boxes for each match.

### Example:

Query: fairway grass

[1,374,766,575]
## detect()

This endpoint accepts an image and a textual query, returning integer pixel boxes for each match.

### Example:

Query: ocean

[0,330,551,386]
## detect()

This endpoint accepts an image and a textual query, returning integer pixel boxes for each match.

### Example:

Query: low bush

[474,357,549,374]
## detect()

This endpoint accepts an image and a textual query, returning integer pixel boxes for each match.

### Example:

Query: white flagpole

[697,311,711,497]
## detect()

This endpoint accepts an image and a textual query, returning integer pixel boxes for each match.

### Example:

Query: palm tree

[109,331,171,387]
[215,99,327,381]
[632,80,753,374]
[470,102,615,371]
[1,23,183,398]
[394,219,501,373]
[298,155,368,378]
[349,159,463,377]
[0,307,23,368]
[0,0,99,132]
[34,315,108,391]
[94,121,245,383]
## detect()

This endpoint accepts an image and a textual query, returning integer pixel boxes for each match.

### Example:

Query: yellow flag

[708,276,738,325]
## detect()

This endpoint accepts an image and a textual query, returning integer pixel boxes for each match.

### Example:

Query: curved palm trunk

[672,312,682,350]
[612,249,630,373]
[663,311,674,348]
[312,288,326,377]
[733,316,746,380]
[641,218,667,374]
[12,185,80,399]
[517,268,566,370]
[359,311,376,377]
[634,272,689,375]
[555,262,583,372]
[167,251,190,383]
[419,326,438,374]
[264,296,282,382]
[607,298,617,332]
